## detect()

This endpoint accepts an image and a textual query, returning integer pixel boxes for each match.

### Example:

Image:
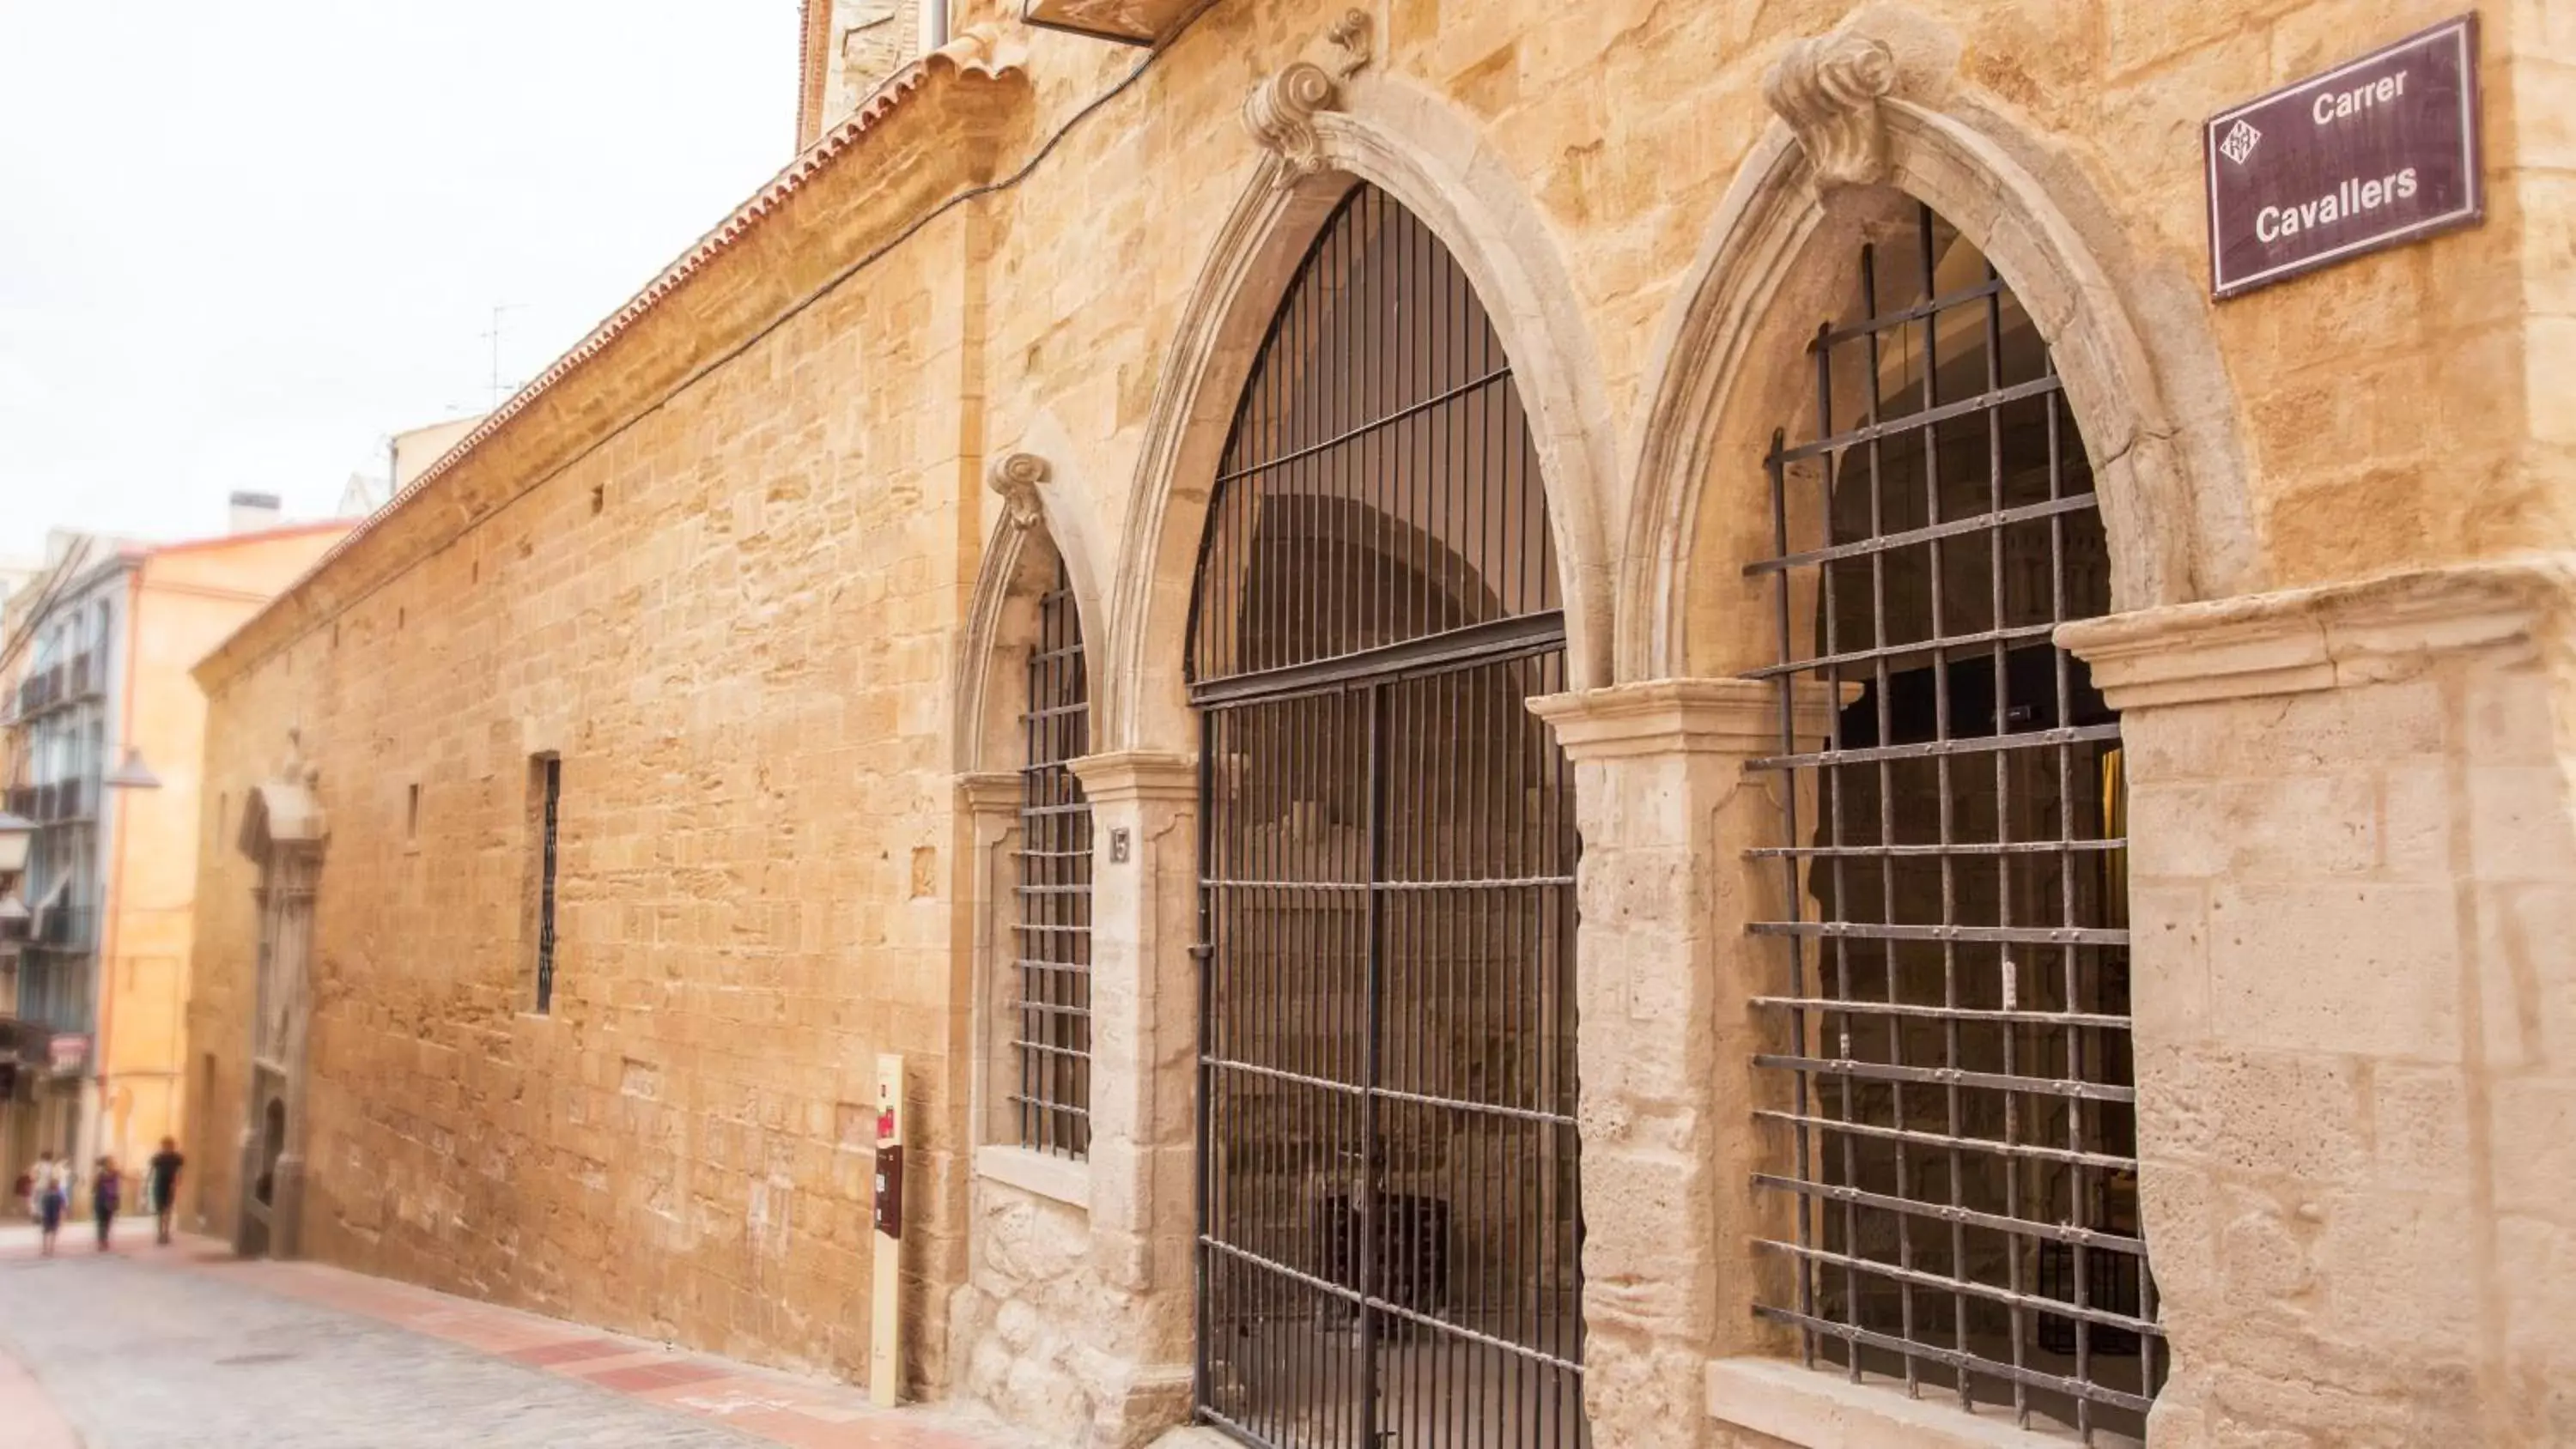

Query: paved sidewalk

[0,1228,1036,1448]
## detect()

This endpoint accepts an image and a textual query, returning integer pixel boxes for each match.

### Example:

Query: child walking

[92,1156,121,1252]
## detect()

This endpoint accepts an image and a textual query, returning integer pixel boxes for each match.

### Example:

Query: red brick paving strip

[0,1228,1024,1448]
[0,1343,81,1449]
[589,1360,736,1392]
[506,1335,637,1366]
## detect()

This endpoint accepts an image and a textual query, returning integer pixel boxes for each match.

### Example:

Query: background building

[185,3,2574,1447]
[0,502,348,1196]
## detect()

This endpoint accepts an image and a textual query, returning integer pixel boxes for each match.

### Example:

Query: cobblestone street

[0,1231,1032,1449]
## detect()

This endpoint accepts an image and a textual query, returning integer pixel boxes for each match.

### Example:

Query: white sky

[0,2,800,557]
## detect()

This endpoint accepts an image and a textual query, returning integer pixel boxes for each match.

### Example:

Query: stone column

[1527,680,1836,1449]
[1067,748,1200,1444]
[2063,560,2576,1447]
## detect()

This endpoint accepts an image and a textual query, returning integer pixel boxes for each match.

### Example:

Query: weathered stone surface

[185,2,2576,1446]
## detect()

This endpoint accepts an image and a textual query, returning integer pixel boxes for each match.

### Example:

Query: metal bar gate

[1187,185,1588,1449]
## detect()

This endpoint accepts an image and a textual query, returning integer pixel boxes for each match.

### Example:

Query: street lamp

[0,810,32,876]
[101,747,160,791]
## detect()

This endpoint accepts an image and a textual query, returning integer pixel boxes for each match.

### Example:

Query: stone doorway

[1185,184,1588,1449]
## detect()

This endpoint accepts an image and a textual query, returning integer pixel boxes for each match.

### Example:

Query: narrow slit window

[531,755,562,1014]
[1745,203,2160,1443]
[1015,560,1091,1158]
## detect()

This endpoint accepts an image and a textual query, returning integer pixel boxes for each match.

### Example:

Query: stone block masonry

[185,0,2576,1446]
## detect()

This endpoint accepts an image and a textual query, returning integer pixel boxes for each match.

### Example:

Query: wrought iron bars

[534,755,562,1015]
[1195,652,1585,1449]
[1186,184,1560,693]
[1016,561,1093,1158]
[1187,183,1586,1449]
[1743,204,2162,1442]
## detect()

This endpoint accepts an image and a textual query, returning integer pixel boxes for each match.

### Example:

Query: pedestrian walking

[148,1137,185,1246]
[27,1152,70,1257]
[92,1156,121,1252]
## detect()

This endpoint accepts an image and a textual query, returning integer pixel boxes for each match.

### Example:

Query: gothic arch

[234,737,326,1259]
[1620,25,2265,681]
[1101,71,1619,753]
[952,433,1110,777]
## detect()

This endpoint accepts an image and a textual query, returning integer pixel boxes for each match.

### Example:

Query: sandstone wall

[185,0,2570,1440]
[191,208,988,1388]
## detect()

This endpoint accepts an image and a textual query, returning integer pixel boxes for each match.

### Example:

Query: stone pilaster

[956,771,1022,1150]
[1066,749,1200,1444]
[1527,680,1837,1449]
[2063,558,2576,1447]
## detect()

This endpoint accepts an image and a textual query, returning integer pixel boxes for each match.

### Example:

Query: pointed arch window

[1746,203,2160,1442]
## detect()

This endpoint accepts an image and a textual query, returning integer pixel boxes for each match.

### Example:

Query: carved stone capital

[1243,61,1341,179]
[2060,557,2575,710]
[1764,33,1899,189]
[987,452,1049,529]
[1528,679,1846,761]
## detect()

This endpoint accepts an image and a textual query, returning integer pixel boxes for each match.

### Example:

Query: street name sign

[2205,15,2482,299]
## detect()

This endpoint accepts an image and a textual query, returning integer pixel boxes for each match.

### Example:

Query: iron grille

[1189,185,1587,1449]
[1745,203,2161,1441]
[1016,560,1093,1158]
[535,756,562,1014]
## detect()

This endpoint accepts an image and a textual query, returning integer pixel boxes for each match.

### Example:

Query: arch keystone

[1764,33,1899,188]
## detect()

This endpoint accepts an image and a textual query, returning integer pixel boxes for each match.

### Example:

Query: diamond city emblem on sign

[2220,118,2263,166]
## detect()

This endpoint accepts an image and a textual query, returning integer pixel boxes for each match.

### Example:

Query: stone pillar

[956,771,1021,1151]
[233,1124,265,1258]
[2063,560,2576,1447]
[1065,749,1200,1444]
[1527,680,1836,1449]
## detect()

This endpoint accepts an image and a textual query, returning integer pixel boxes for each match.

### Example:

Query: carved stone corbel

[1242,61,1341,179]
[988,452,1049,530]
[1764,32,1899,189]
[1326,8,1373,78]
[926,21,1030,82]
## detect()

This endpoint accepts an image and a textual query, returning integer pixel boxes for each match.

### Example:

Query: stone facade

[187,2,2573,1447]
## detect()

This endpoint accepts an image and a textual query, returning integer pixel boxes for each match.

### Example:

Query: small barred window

[1015,560,1091,1157]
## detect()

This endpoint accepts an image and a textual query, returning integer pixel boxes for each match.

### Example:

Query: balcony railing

[13,667,57,718]
[28,906,94,952]
[8,653,99,722]
[0,1016,47,1067]
[4,779,95,825]
[12,979,91,1041]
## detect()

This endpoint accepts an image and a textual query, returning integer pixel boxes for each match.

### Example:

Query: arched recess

[1622,49,2265,682]
[234,745,326,1260]
[1103,74,1620,755]
[1183,179,1588,1449]
[952,441,1110,778]
[951,444,1110,1164]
